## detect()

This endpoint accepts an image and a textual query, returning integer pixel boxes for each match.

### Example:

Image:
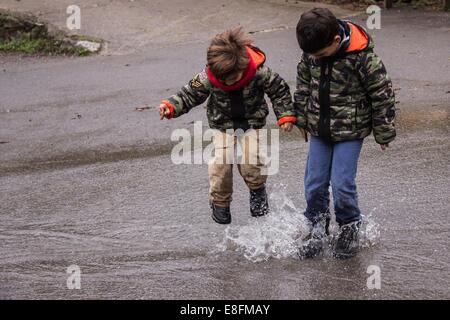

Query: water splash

[216,185,381,262]
[216,184,310,262]
[360,207,381,248]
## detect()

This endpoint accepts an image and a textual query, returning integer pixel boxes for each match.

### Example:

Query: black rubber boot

[333,220,361,259]
[211,202,231,224]
[298,214,330,259]
[249,186,269,217]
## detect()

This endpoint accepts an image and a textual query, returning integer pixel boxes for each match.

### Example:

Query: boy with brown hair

[159,27,297,224]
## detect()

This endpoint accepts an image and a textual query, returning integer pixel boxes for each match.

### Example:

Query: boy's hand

[298,126,308,142]
[280,122,293,132]
[159,104,171,120]
[380,143,390,151]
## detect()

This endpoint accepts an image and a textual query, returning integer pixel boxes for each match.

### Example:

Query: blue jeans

[304,136,363,226]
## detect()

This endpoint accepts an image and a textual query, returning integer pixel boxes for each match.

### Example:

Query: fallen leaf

[135,106,150,111]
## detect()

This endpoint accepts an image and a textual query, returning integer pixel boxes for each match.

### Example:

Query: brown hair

[207,27,252,80]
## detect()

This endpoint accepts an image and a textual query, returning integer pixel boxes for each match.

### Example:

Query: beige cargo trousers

[208,129,267,208]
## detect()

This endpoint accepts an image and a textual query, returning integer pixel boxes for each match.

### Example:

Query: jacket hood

[344,20,371,53]
[334,20,371,57]
[207,46,266,91]
[247,45,266,67]
[347,22,371,52]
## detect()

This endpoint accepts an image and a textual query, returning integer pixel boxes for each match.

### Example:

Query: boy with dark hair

[294,8,396,258]
[160,27,297,224]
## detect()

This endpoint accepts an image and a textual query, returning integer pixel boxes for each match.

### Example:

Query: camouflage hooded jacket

[162,46,297,131]
[294,20,396,144]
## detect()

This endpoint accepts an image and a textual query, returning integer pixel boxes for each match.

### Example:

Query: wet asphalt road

[0,8,449,299]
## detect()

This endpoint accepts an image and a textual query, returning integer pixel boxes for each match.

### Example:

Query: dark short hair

[296,8,340,54]
[207,27,252,81]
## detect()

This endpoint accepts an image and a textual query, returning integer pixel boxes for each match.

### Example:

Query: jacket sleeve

[359,51,396,144]
[162,69,211,118]
[260,66,297,126]
[293,54,311,128]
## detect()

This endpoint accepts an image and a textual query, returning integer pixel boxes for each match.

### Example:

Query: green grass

[0,38,91,56]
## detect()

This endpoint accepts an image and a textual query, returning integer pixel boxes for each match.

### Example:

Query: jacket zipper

[318,59,333,140]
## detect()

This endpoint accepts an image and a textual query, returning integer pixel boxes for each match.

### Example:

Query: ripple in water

[217,185,381,262]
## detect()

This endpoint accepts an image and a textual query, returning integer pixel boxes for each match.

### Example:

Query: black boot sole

[333,249,359,260]
[211,213,231,224]
[251,210,269,218]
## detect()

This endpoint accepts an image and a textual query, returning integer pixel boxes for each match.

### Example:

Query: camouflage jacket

[294,20,396,144]
[162,46,297,131]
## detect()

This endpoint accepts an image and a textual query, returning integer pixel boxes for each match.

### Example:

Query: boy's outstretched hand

[280,122,293,132]
[159,104,170,120]
[380,144,390,151]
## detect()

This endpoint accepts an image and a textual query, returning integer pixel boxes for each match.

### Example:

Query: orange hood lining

[346,23,369,53]
[247,46,266,68]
